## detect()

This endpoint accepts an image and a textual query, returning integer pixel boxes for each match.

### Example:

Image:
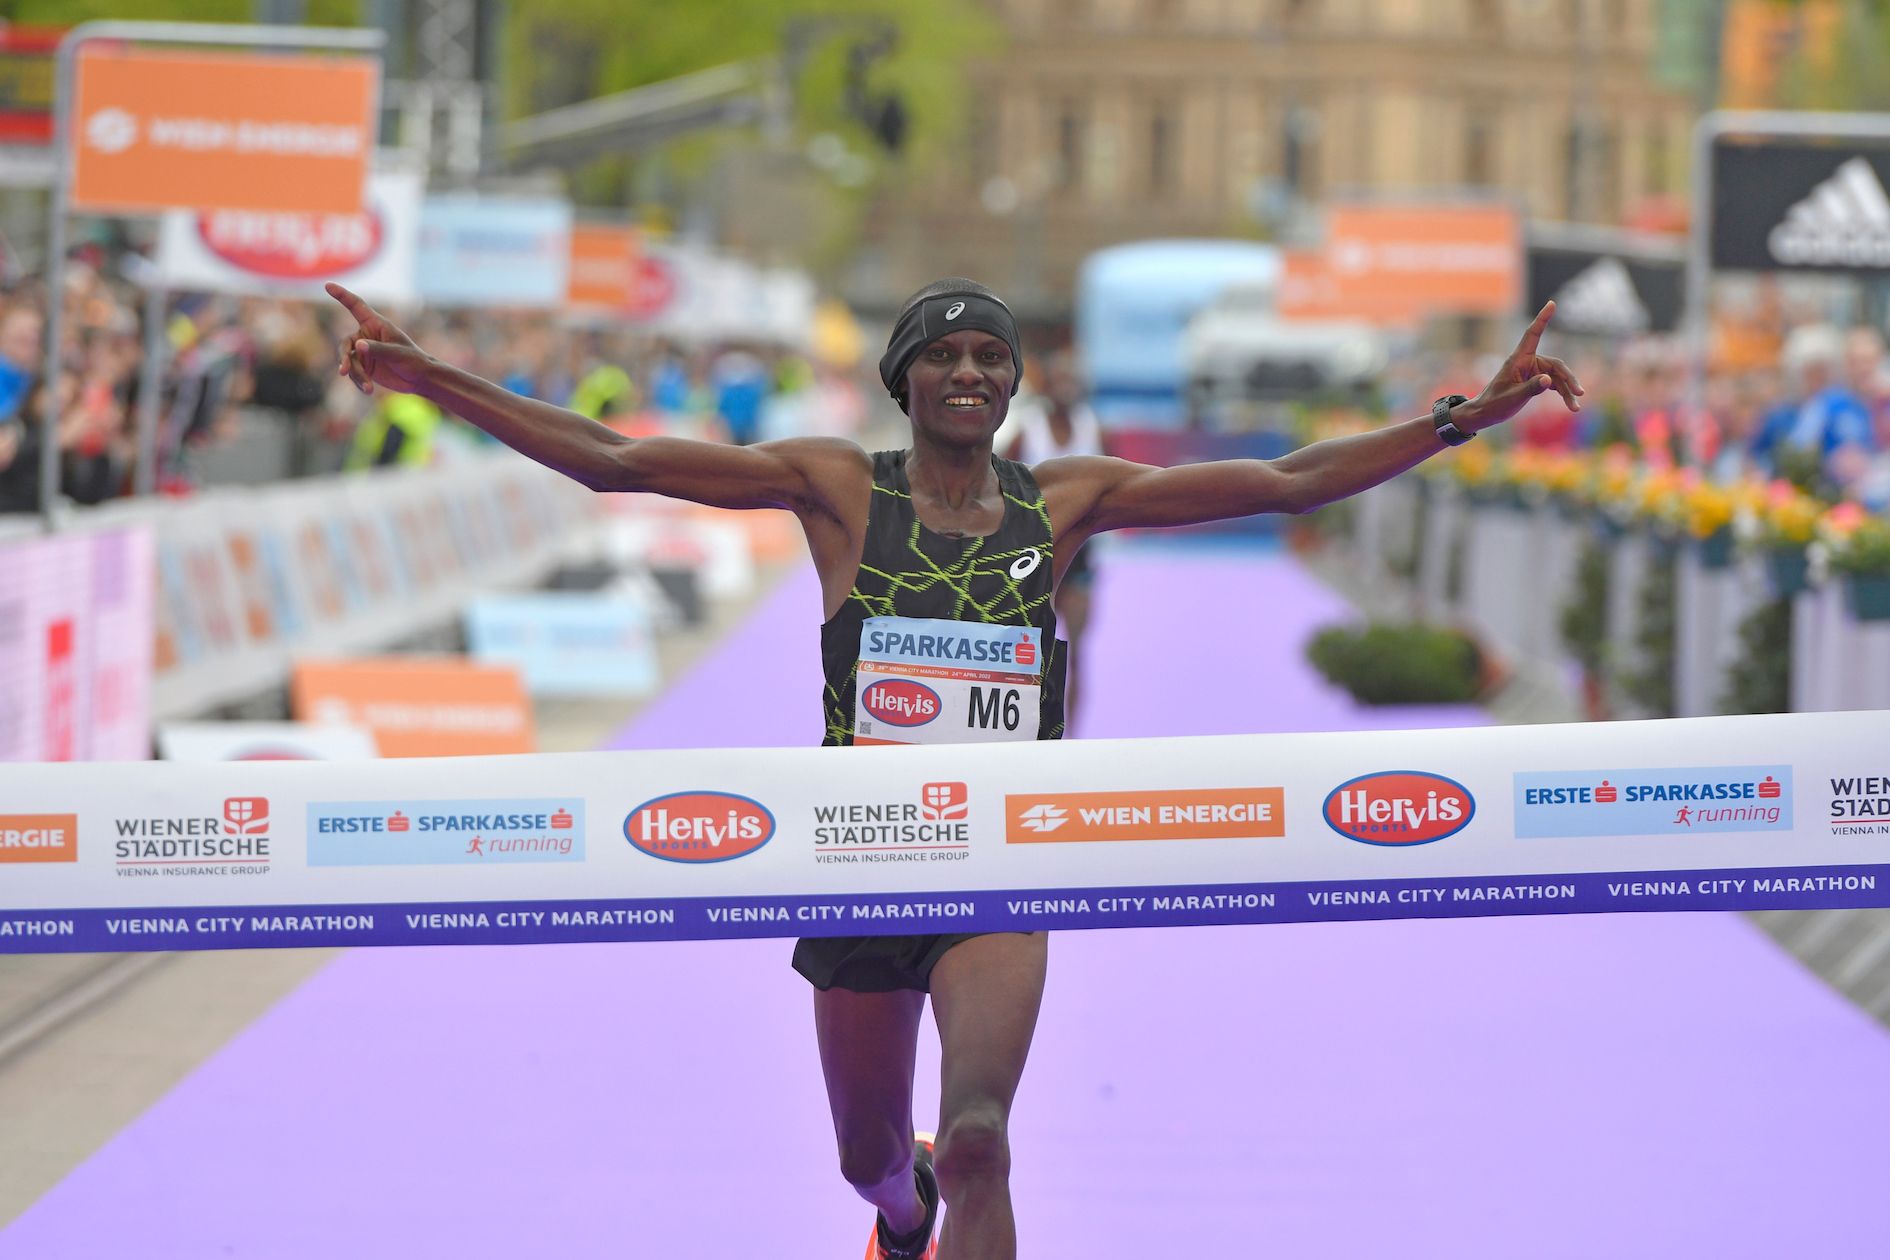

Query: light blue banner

[415,197,571,308]
[1514,766,1793,838]
[465,592,659,696]
[306,798,586,866]
[861,616,1042,674]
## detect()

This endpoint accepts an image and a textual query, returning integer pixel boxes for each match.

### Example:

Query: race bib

[853,616,1041,747]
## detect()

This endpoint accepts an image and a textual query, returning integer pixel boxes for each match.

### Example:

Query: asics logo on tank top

[945,301,965,320]
[1008,549,1042,580]
[1768,157,1890,268]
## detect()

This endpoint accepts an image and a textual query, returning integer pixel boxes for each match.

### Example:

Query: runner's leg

[928,933,1048,1260]
[814,985,931,1234]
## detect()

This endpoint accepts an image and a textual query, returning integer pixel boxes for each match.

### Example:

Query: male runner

[329,277,1581,1260]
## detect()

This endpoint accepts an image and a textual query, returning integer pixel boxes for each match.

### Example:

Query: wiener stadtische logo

[1323,772,1473,846]
[1830,773,1890,835]
[812,782,971,865]
[1513,766,1792,838]
[114,797,274,875]
[624,792,774,863]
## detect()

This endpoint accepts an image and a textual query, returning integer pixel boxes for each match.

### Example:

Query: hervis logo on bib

[624,792,775,863]
[1323,772,1474,846]
[861,678,942,727]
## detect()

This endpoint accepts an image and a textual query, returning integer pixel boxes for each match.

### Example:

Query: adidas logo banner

[1768,157,1890,267]
[1551,258,1649,334]
[1525,243,1683,334]
[1711,142,1890,274]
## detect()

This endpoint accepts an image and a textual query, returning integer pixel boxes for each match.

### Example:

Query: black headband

[878,291,1023,411]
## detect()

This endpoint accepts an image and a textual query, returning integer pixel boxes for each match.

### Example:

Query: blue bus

[1074,239,1282,430]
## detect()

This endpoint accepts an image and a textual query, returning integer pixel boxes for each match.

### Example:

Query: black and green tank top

[821,450,1066,746]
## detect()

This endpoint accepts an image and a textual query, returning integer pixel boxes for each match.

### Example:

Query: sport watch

[1432,394,1474,446]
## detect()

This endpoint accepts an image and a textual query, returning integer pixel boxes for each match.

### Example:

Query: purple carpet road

[6,548,1889,1258]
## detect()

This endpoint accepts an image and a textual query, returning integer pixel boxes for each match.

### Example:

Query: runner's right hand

[327,282,429,396]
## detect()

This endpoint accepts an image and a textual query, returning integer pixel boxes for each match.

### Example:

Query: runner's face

[906,331,1015,447]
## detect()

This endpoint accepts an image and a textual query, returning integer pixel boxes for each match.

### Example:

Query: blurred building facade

[854,0,1699,318]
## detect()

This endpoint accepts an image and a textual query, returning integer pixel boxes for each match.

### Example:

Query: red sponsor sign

[623,791,774,864]
[861,678,942,728]
[198,202,383,278]
[0,26,61,145]
[627,254,677,318]
[1323,772,1474,846]
[43,618,75,761]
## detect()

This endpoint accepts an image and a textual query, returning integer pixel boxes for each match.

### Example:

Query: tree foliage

[9,0,359,28]
[504,1,999,200]
[1771,0,1890,111]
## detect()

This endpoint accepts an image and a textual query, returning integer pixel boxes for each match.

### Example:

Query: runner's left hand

[1456,302,1585,432]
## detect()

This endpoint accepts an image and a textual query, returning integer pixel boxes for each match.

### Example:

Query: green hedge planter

[1306,622,1484,705]
[1692,530,1735,570]
[1765,547,1810,599]
[1844,573,1890,622]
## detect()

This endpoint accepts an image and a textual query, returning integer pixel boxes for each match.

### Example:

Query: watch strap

[1432,394,1473,446]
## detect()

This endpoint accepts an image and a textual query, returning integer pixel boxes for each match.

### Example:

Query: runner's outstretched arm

[325,283,862,513]
[1043,302,1584,537]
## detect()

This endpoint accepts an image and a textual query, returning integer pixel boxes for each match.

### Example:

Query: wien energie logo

[624,792,774,863]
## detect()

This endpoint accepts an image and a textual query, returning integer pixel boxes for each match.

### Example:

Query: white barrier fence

[2,711,1886,953]
[64,452,603,722]
[1353,479,1890,716]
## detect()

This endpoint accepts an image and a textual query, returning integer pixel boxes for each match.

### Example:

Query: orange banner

[0,813,79,863]
[70,46,377,215]
[1007,788,1285,844]
[291,658,534,758]
[566,224,639,311]
[1280,204,1521,325]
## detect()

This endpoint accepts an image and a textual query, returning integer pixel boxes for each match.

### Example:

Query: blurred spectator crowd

[0,247,867,515]
[1377,282,1890,513]
[7,249,1890,518]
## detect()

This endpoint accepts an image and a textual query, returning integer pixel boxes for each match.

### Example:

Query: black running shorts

[792,933,987,993]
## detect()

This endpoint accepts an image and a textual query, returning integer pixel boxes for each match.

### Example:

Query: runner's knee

[935,1104,1010,1190]
[837,1126,913,1191]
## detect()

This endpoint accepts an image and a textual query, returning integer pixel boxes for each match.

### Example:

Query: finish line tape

[3,711,1888,953]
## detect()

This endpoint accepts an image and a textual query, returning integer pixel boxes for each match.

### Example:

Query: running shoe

[863,1132,938,1260]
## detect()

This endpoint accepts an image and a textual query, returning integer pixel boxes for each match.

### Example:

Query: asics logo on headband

[945,301,965,320]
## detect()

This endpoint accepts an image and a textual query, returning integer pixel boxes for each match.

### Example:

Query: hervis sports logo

[624,791,775,863]
[860,678,942,728]
[1324,772,1474,846]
